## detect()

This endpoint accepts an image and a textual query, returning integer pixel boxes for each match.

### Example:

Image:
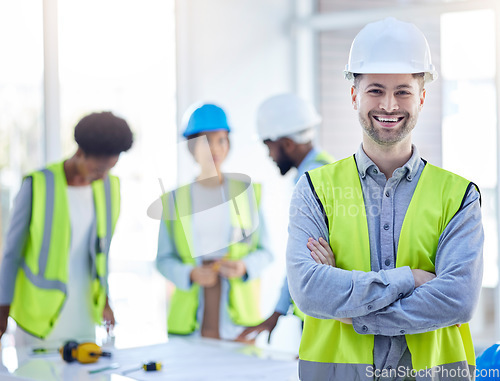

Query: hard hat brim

[344,68,438,84]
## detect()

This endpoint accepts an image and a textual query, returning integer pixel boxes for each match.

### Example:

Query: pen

[32,348,59,355]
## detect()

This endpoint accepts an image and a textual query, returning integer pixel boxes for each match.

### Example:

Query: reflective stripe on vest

[90,174,121,323]
[21,169,67,294]
[300,156,475,380]
[161,177,262,335]
[10,162,120,338]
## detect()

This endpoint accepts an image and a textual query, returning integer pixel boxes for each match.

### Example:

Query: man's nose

[379,94,399,112]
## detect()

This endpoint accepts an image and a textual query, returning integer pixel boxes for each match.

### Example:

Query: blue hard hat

[182,103,231,138]
[476,344,500,380]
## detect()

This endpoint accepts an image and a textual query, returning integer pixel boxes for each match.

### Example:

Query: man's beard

[277,145,294,175]
[360,110,417,146]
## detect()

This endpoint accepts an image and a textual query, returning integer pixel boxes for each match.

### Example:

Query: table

[0,336,299,381]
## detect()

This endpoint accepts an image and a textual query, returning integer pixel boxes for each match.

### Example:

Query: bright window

[58,0,177,347]
[441,9,497,288]
[0,1,44,244]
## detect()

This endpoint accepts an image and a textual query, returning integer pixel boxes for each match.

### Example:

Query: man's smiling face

[351,73,426,147]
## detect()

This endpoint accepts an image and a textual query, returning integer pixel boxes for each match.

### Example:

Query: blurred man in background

[237,93,334,342]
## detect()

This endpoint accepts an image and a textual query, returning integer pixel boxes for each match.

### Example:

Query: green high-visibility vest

[301,156,476,380]
[161,177,263,335]
[10,161,120,338]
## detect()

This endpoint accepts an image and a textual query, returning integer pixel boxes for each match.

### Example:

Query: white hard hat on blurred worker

[256,93,321,143]
[344,17,438,83]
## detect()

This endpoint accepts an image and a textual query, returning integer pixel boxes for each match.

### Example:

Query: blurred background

[0,0,498,355]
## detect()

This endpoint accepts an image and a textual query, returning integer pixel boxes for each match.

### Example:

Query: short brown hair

[353,72,425,90]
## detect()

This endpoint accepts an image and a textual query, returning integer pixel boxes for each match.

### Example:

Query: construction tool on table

[122,361,162,375]
[59,340,112,364]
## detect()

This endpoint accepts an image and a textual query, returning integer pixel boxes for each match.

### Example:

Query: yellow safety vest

[300,156,476,380]
[10,161,120,338]
[161,177,263,335]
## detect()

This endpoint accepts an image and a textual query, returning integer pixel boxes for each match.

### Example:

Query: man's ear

[351,86,358,110]
[419,88,426,110]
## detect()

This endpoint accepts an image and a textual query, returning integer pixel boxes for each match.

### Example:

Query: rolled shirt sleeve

[286,175,415,320]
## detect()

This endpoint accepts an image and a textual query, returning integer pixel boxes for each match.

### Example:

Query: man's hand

[411,269,436,288]
[236,311,282,343]
[217,259,246,279]
[307,237,336,267]
[0,305,10,340]
[191,265,219,287]
[102,297,115,333]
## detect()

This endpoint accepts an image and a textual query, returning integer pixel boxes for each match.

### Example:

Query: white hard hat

[257,93,322,142]
[344,17,438,83]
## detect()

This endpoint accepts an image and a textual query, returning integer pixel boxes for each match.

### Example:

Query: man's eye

[368,89,382,94]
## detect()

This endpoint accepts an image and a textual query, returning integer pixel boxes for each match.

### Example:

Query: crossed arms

[286,176,484,336]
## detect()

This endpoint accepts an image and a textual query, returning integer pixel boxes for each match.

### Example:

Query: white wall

[175,0,302,350]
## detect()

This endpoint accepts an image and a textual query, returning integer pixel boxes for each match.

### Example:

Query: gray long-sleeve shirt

[286,144,483,380]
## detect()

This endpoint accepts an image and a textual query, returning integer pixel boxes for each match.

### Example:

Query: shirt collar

[354,143,421,181]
